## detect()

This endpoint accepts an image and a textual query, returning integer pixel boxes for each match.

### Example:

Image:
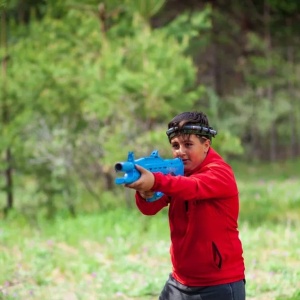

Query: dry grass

[0,173,300,299]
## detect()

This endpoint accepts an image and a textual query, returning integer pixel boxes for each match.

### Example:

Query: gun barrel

[115,162,134,172]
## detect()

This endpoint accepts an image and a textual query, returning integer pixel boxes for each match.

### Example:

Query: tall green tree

[1,0,215,216]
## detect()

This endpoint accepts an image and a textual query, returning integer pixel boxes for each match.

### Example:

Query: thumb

[134,164,147,173]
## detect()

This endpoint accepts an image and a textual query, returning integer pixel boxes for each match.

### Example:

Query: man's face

[170,134,210,173]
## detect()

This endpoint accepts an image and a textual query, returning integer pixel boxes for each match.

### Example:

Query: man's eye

[172,144,179,149]
[185,143,192,147]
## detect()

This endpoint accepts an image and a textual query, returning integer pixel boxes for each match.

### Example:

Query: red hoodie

[135,148,245,286]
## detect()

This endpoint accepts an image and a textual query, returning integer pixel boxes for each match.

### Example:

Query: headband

[166,124,217,141]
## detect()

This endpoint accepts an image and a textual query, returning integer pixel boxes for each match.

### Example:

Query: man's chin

[183,164,192,172]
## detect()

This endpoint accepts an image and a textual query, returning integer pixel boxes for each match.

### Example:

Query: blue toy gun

[114,150,184,202]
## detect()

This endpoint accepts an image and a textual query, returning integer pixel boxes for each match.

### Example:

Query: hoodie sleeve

[135,192,169,215]
[151,162,238,202]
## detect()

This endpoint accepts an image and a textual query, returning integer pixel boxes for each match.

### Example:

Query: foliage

[124,0,166,21]
[1,0,300,216]
[161,6,212,42]
[1,0,226,215]
[220,30,299,160]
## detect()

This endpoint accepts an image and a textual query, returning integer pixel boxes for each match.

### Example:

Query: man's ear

[204,139,211,152]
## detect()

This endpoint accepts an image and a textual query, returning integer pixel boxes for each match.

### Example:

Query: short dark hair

[168,111,209,128]
[166,111,217,142]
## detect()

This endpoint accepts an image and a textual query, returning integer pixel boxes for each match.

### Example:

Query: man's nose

[176,146,186,156]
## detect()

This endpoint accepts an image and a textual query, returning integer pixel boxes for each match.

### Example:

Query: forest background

[0,0,300,299]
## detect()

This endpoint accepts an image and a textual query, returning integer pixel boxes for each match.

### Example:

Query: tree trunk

[286,26,298,158]
[264,1,276,161]
[211,7,223,96]
[1,8,14,216]
[3,148,13,216]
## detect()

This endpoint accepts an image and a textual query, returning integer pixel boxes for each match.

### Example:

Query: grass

[0,210,170,300]
[0,159,300,300]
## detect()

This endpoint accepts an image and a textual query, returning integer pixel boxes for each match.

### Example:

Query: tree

[0,4,13,216]
[0,0,215,216]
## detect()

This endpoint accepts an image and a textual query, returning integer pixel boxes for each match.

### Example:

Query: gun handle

[146,191,164,202]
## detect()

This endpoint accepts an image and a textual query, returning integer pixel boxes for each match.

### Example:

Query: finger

[125,183,137,189]
[134,164,147,173]
[125,181,143,190]
[139,190,154,199]
[141,190,154,197]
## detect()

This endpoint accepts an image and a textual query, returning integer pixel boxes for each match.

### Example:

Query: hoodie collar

[184,148,222,176]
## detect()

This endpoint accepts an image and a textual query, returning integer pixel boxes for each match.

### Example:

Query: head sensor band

[166,125,217,141]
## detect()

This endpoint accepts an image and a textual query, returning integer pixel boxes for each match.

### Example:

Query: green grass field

[0,160,300,300]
